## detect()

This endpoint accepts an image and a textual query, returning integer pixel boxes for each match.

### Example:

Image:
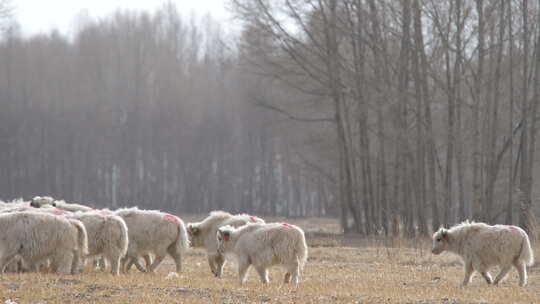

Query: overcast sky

[15,0,231,35]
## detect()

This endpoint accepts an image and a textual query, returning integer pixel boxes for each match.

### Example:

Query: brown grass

[1,217,539,304]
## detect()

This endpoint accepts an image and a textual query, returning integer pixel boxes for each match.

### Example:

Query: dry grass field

[0,217,538,304]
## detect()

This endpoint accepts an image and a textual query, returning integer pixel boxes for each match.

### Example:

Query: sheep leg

[0,254,18,273]
[167,245,183,273]
[94,257,107,271]
[133,258,148,272]
[3,258,20,273]
[238,260,251,285]
[144,254,153,269]
[208,254,218,276]
[108,254,121,276]
[124,256,146,273]
[44,259,52,272]
[11,259,22,273]
[289,263,301,284]
[120,257,128,273]
[284,272,291,283]
[254,265,269,284]
[480,271,492,285]
[50,260,58,273]
[101,258,109,271]
[125,257,135,272]
[214,254,226,278]
[513,260,527,287]
[25,261,42,273]
[53,252,74,275]
[70,250,82,274]
[148,255,165,273]
[493,265,512,285]
[461,262,474,286]
[123,257,144,273]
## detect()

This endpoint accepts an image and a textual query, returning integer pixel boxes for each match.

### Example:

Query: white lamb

[0,212,88,274]
[217,222,308,284]
[187,211,265,277]
[67,211,129,275]
[432,221,534,286]
[115,207,189,273]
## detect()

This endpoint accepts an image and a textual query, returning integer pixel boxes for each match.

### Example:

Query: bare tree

[0,0,538,235]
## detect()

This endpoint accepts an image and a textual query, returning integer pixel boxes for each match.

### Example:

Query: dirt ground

[0,216,538,304]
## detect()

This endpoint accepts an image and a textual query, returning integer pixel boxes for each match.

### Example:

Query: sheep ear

[442,230,449,241]
[189,225,199,235]
[223,231,230,241]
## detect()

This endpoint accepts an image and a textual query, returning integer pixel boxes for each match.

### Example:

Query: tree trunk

[472,0,485,220]
[520,0,540,233]
[505,1,515,225]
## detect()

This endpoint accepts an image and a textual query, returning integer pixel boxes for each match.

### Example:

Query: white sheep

[66,211,129,275]
[432,221,534,286]
[0,212,88,274]
[217,222,308,284]
[0,206,76,272]
[29,196,55,208]
[0,206,116,274]
[0,205,61,272]
[115,207,189,273]
[8,205,70,216]
[187,211,265,278]
[31,196,93,212]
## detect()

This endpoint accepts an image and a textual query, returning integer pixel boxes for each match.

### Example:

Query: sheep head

[432,227,449,255]
[216,225,235,254]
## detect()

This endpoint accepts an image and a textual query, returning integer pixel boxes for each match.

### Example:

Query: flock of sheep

[0,197,308,284]
[0,196,535,287]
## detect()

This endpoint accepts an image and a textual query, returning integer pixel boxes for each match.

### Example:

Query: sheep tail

[296,230,308,269]
[70,219,89,256]
[518,232,534,266]
[177,219,190,253]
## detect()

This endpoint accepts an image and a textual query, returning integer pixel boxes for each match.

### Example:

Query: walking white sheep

[0,212,88,274]
[0,205,70,272]
[115,207,189,273]
[432,221,534,286]
[67,211,129,275]
[187,211,265,277]
[217,222,308,284]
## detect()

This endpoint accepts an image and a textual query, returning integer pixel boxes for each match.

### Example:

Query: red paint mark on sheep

[249,216,259,222]
[281,222,292,228]
[164,214,179,224]
[509,225,519,232]
[53,208,69,215]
